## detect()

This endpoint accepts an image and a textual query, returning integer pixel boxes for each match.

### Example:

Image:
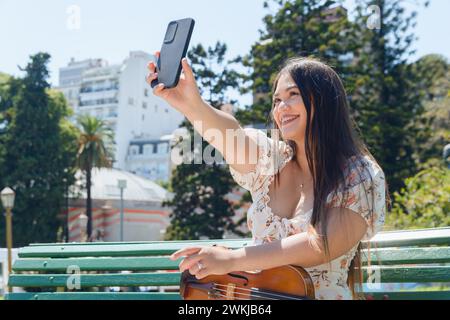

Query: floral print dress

[229,128,386,300]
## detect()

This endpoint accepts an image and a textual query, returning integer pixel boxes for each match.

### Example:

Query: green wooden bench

[5,227,450,300]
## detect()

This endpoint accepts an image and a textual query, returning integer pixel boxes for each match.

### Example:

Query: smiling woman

[149,54,389,300]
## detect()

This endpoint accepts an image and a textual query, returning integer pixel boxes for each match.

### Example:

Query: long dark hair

[269,57,390,299]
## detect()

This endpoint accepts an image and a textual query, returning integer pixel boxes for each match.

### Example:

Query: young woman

[146,53,388,300]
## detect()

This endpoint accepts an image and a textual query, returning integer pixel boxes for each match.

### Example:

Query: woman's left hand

[170,246,238,280]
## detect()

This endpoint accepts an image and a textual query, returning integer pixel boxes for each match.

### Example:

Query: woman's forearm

[184,100,241,143]
[230,232,326,271]
[228,208,368,272]
[182,100,253,168]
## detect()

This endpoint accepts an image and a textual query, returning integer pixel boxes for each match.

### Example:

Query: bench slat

[8,272,181,288]
[13,246,450,272]
[5,292,181,300]
[364,290,450,300]
[25,227,450,248]
[9,266,450,288]
[18,228,450,259]
[18,240,253,258]
[28,239,225,246]
[360,247,450,265]
[13,256,180,272]
[366,227,450,248]
[18,239,450,260]
[362,266,450,283]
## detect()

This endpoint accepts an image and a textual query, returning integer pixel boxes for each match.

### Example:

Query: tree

[410,54,449,168]
[75,115,114,239]
[0,73,21,167]
[235,0,357,126]
[386,54,450,230]
[350,0,430,192]
[163,42,244,240]
[385,162,450,230]
[0,53,79,246]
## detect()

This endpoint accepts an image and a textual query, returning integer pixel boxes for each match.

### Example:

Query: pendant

[299,183,304,189]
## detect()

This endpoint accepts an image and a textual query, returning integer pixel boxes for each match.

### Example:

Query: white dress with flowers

[229,128,386,300]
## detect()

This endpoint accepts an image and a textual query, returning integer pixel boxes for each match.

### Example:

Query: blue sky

[1,0,449,107]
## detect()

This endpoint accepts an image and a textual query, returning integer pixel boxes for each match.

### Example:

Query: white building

[57,51,184,180]
[125,133,175,182]
[58,58,107,114]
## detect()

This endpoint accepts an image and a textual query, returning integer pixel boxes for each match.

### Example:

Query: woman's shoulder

[342,154,385,189]
[343,154,387,240]
[241,127,293,162]
[228,128,293,192]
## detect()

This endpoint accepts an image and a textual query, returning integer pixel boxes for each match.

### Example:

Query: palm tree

[76,115,114,239]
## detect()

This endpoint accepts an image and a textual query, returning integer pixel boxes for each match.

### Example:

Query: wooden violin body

[180,265,315,300]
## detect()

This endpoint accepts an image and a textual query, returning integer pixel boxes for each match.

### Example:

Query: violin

[180,264,315,300]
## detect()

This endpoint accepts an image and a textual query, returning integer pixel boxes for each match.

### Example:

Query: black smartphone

[151,18,195,89]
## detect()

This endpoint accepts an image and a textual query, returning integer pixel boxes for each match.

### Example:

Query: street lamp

[1,187,15,293]
[117,179,127,242]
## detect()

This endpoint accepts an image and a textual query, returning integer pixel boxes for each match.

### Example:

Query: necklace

[298,175,312,190]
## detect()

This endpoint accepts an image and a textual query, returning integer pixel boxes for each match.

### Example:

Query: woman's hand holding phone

[146,51,204,115]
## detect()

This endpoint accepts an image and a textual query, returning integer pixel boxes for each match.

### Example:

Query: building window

[144,88,148,97]
[143,144,153,155]
[129,145,139,156]
[142,114,145,121]
[165,108,169,113]
[157,143,168,154]
[108,107,117,117]
[158,163,167,176]
[154,105,158,112]
[128,97,134,106]
[142,102,147,109]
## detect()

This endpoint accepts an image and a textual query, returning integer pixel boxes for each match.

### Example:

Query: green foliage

[410,54,450,169]
[187,42,245,107]
[385,162,450,230]
[236,0,357,125]
[235,0,435,196]
[0,53,79,246]
[163,42,241,240]
[349,0,429,193]
[76,114,114,172]
[154,179,172,193]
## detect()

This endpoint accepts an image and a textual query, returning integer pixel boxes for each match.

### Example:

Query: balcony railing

[79,85,119,93]
[79,98,119,107]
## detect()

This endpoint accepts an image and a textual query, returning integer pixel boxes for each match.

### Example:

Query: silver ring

[197,261,204,271]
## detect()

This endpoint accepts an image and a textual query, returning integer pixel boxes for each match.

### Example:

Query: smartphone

[151,18,195,89]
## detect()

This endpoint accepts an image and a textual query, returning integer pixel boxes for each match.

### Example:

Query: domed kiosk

[67,168,173,242]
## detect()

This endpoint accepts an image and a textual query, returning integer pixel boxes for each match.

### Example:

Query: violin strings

[210,286,274,300]
[212,284,279,300]
[213,283,304,300]
[212,283,303,300]
[209,286,303,301]
[208,291,251,300]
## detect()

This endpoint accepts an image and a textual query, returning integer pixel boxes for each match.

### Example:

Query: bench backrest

[5,227,450,300]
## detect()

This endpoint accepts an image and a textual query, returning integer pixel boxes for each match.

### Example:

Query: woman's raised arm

[146,53,261,175]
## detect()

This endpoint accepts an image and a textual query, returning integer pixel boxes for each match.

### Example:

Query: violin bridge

[226,283,236,300]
